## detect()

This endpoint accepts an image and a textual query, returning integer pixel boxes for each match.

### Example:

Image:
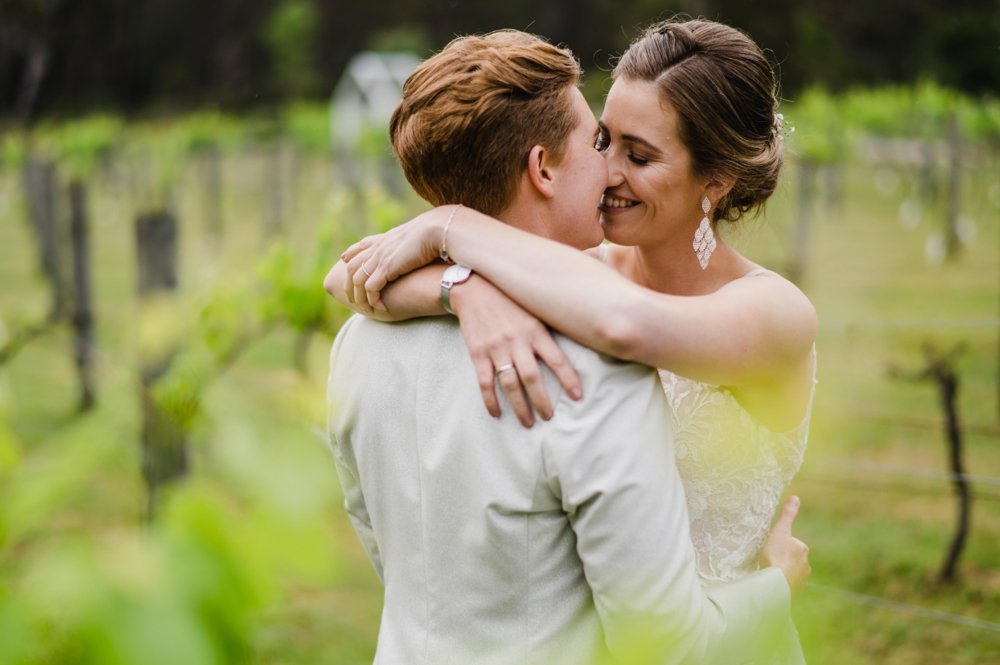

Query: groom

[327,30,807,665]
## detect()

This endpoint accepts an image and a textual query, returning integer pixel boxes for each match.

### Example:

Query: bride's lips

[600,193,640,212]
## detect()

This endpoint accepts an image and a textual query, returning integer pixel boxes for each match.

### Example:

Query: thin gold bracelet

[439,204,463,264]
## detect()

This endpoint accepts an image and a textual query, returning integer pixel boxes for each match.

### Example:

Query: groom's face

[542,87,609,250]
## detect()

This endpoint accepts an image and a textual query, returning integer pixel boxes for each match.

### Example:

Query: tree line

[1,0,997,123]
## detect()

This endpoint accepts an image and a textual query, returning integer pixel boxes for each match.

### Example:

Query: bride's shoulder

[722,267,817,343]
[727,265,811,304]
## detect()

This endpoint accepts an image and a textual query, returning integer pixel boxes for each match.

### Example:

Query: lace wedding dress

[658,367,813,583]
[658,358,814,664]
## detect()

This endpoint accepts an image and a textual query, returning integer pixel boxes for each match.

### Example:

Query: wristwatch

[440,264,473,315]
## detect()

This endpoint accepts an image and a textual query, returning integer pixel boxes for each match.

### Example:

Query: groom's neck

[495,198,551,241]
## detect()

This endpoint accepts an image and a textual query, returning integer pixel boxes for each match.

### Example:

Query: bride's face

[597,77,707,248]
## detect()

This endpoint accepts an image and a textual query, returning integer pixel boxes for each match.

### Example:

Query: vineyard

[0,83,998,664]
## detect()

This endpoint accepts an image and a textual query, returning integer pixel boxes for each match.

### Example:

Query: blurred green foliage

[0,133,26,170]
[175,112,245,153]
[30,114,123,179]
[258,246,330,334]
[263,0,320,99]
[0,407,336,664]
[785,83,1000,164]
[783,87,846,165]
[367,25,433,56]
[280,102,331,155]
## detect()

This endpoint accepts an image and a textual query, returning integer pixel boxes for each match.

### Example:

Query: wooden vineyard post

[136,210,178,295]
[823,163,843,217]
[789,158,817,285]
[944,112,962,261]
[68,181,95,410]
[890,343,970,583]
[265,141,284,238]
[135,210,184,519]
[199,146,223,245]
[22,158,68,321]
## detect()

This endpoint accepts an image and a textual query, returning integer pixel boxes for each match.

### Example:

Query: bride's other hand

[451,278,582,428]
[759,495,811,595]
[342,206,458,310]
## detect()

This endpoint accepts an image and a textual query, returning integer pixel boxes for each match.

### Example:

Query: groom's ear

[526,144,556,199]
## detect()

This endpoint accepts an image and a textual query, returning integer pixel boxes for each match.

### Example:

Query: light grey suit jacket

[327,315,790,665]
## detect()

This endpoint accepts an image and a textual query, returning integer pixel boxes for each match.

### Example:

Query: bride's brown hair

[390,31,581,216]
[614,18,783,223]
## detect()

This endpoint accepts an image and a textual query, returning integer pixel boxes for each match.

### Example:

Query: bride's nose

[604,152,626,188]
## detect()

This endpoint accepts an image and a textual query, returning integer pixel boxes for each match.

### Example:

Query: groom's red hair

[389,30,581,216]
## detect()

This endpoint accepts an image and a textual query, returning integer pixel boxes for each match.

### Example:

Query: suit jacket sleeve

[542,346,790,664]
[327,318,384,582]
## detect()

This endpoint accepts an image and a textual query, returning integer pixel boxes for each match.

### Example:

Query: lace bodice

[658,366,814,583]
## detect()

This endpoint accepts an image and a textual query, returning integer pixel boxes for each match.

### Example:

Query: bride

[329,17,816,663]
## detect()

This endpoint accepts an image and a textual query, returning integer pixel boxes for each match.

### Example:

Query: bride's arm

[324,255,582,426]
[324,259,447,320]
[344,205,816,389]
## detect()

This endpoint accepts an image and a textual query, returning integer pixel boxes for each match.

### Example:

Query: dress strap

[742,267,771,278]
[596,243,609,263]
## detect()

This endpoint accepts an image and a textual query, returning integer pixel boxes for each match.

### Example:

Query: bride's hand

[342,206,457,311]
[759,496,811,595]
[452,277,582,428]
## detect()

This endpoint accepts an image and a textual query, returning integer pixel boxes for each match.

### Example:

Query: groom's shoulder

[334,314,456,347]
[330,315,466,378]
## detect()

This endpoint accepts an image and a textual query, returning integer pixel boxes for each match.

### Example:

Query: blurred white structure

[331,51,420,152]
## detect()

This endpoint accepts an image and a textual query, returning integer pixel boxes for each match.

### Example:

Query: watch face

[443,264,472,285]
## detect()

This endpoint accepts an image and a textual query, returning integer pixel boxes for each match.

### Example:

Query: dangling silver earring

[693,196,716,270]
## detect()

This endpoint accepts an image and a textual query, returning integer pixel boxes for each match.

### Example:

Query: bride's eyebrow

[599,120,662,156]
[621,132,662,156]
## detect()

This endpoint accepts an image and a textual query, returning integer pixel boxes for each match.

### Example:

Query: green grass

[1,137,998,663]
